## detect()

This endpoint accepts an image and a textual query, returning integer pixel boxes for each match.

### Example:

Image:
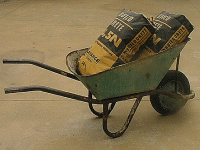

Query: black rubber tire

[150,70,190,115]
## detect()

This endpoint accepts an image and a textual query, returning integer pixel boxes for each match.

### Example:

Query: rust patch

[146,72,150,78]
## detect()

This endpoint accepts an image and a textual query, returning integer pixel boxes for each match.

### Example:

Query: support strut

[103,96,143,138]
[88,91,116,118]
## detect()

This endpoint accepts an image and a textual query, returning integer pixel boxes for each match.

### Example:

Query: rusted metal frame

[103,96,143,138]
[103,89,186,103]
[4,86,193,139]
[88,91,116,118]
[4,85,135,104]
[3,59,79,81]
[175,54,181,92]
[89,102,116,118]
[182,90,195,100]
[89,103,116,118]
[4,85,192,104]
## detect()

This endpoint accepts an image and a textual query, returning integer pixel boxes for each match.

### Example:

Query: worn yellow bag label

[119,26,152,63]
[78,40,118,76]
[144,11,193,53]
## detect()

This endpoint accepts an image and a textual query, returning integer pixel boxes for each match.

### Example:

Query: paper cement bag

[141,11,193,54]
[77,10,155,76]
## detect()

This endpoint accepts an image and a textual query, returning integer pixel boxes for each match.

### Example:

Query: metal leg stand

[88,91,116,118]
[103,96,142,138]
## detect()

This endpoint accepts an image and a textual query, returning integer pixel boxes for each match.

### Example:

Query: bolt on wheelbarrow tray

[66,41,188,100]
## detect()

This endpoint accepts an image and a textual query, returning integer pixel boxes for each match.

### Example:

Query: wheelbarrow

[3,40,195,138]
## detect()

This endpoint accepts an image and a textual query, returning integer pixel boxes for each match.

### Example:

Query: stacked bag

[77,10,193,76]
[77,10,155,76]
[137,11,194,60]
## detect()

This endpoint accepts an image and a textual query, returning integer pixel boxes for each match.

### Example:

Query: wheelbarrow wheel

[150,70,190,115]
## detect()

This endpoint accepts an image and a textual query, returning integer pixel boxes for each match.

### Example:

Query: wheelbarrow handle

[3,59,79,81]
[4,85,103,104]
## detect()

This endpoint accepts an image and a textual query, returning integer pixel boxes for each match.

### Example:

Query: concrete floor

[0,0,200,149]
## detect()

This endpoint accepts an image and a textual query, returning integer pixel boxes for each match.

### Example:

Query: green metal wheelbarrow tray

[3,40,195,138]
